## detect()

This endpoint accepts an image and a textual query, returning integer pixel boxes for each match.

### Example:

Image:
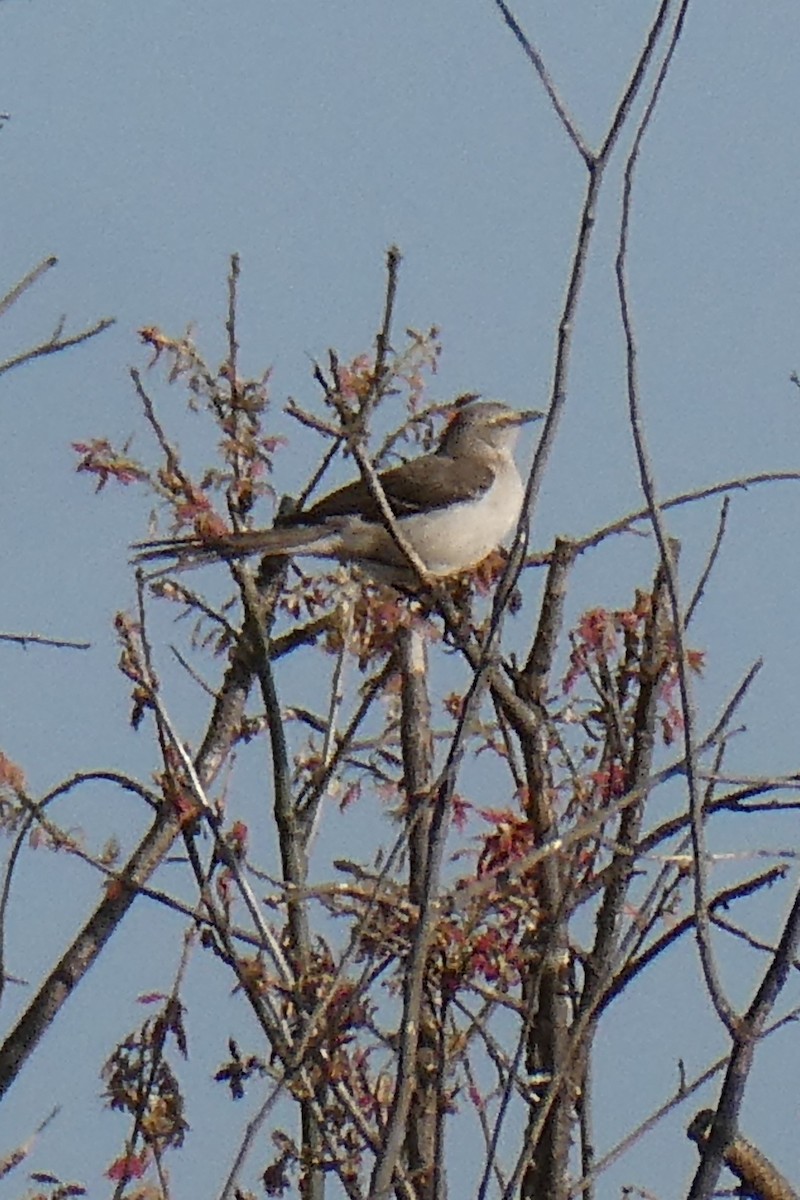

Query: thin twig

[685,497,730,628]
[0,316,114,377]
[0,255,58,321]
[491,1,591,163]
[614,0,733,1037]
[0,631,90,650]
[533,471,800,567]
[371,244,402,408]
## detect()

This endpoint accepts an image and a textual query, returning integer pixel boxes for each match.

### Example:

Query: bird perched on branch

[133,400,541,588]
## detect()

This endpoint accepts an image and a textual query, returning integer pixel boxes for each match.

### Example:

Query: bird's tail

[131,524,339,568]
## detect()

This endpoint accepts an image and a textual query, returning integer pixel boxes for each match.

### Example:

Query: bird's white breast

[396,455,525,577]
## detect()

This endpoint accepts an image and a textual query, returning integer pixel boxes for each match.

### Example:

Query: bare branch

[569,1009,800,1197]
[491,1,591,163]
[687,879,800,1199]
[685,496,730,627]
[613,0,733,1036]
[0,631,90,650]
[0,255,58,320]
[0,315,115,378]
[688,1108,800,1200]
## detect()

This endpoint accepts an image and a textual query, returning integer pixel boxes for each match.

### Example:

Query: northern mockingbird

[133,400,541,587]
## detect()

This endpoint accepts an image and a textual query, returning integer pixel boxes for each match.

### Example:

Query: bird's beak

[512,409,545,426]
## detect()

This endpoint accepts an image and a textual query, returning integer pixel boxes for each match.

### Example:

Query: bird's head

[440,399,543,456]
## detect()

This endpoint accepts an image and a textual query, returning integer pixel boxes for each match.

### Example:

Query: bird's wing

[288,452,495,525]
[131,453,496,565]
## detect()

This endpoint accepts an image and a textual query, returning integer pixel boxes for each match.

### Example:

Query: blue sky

[1,2,800,1196]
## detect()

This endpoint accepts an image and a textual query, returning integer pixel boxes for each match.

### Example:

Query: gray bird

[133,400,541,587]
